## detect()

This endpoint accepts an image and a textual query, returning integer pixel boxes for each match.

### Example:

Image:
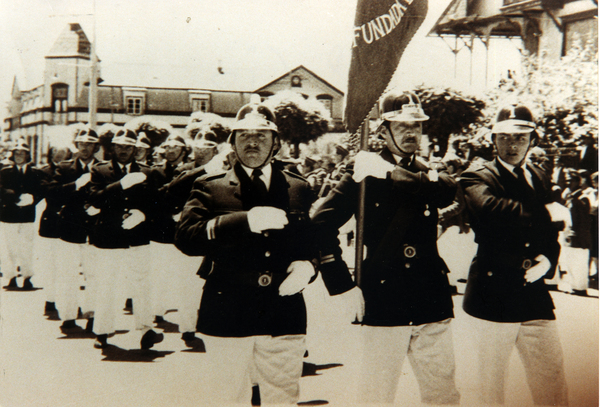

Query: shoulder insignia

[283,169,308,182]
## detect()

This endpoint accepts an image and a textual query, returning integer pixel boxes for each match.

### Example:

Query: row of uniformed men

[0,125,224,350]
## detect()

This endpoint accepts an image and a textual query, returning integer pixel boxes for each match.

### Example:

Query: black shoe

[181,332,206,351]
[60,319,79,334]
[85,318,95,333]
[141,329,164,350]
[5,277,18,289]
[44,301,57,314]
[94,334,109,349]
[22,277,33,290]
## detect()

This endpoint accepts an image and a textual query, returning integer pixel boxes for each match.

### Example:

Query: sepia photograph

[0,0,598,405]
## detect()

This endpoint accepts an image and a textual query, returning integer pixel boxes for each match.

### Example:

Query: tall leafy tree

[264,90,331,158]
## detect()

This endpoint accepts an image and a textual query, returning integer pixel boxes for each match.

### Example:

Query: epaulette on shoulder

[202,171,227,182]
[465,160,486,172]
[414,156,431,169]
[283,169,308,182]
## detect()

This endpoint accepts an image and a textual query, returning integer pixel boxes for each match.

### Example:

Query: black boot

[94,334,109,349]
[5,277,18,288]
[22,277,33,290]
[140,329,164,350]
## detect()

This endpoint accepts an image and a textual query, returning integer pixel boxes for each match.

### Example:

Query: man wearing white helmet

[48,126,100,334]
[87,128,162,350]
[0,138,45,290]
[175,99,319,405]
[460,104,568,405]
[147,133,206,348]
[312,90,460,405]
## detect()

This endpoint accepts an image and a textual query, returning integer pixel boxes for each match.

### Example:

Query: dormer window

[291,75,302,87]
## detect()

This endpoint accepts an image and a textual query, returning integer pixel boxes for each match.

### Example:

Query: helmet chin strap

[237,139,279,169]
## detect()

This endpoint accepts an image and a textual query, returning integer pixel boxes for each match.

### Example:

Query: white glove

[279,260,315,296]
[122,209,146,230]
[172,212,182,222]
[75,173,92,190]
[342,286,365,322]
[525,254,551,284]
[16,193,34,207]
[120,172,146,190]
[545,202,570,223]
[352,151,395,183]
[86,206,101,216]
[247,206,288,233]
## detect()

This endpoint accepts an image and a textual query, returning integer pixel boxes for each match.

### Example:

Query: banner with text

[345,0,428,136]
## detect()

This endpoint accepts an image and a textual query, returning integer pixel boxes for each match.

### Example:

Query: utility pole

[88,0,98,131]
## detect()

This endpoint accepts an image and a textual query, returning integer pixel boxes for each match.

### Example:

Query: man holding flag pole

[312,0,460,404]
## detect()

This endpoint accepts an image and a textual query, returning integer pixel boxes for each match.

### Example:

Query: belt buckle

[522,259,532,270]
[404,245,416,259]
[258,273,272,287]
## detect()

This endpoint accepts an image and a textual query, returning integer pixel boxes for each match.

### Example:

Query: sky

[0,0,523,125]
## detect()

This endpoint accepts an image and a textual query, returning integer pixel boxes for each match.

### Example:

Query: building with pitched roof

[429,0,597,83]
[3,23,344,164]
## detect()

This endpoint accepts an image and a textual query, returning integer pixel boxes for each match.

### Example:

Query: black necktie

[252,168,268,200]
[514,166,533,191]
[400,157,411,169]
[122,165,128,175]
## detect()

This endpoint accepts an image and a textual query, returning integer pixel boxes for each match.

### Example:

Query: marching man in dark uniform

[147,133,205,348]
[311,91,460,405]
[87,128,162,350]
[175,99,319,405]
[50,127,100,333]
[0,138,46,290]
[460,104,568,405]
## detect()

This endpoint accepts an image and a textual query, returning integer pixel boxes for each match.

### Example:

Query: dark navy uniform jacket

[461,159,560,322]
[147,161,187,244]
[0,163,45,223]
[48,159,98,244]
[312,148,457,327]
[38,162,62,239]
[175,162,317,337]
[88,159,154,249]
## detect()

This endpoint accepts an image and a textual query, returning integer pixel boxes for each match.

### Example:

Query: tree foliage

[188,112,231,144]
[482,37,598,149]
[414,85,486,157]
[124,116,173,147]
[264,90,331,157]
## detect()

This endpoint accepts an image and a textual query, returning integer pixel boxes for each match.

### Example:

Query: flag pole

[354,119,370,287]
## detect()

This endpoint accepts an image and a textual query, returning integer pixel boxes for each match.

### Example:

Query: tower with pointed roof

[43,23,100,118]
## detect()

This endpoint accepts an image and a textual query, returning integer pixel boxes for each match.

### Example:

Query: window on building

[191,98,209,113]
[291,75,302,87]
[127,97,144,115]
[317,94,333,116]
[52,83,69,113]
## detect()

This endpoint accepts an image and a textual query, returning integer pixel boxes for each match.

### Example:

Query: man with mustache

[87,128,162,350]
[175,99,319,405]
[311,90,460,405]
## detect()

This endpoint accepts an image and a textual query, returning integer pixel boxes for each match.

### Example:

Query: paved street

[0,267,597,406]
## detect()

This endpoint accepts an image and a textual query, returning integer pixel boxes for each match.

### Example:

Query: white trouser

[54,239,90,321]
[89,245,152,336]
[200,334,306,406]
[359,319,460,405]
[149,241,204,332]
[472,317,568,406]
[33,236,59,302]
[0,222,35,280]
[559,247,590,291]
